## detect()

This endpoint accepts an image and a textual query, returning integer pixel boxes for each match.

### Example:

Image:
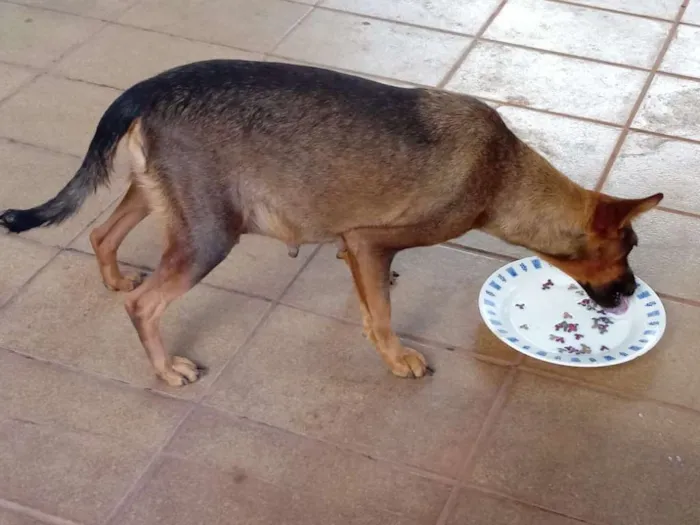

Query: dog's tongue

[604,296,630,316]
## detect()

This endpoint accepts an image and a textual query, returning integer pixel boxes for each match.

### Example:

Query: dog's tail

[0,90,143,233]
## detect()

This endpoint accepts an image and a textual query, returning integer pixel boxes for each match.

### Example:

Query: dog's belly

[245,202,338,245]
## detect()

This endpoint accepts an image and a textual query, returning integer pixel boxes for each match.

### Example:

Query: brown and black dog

[0,60,662,386]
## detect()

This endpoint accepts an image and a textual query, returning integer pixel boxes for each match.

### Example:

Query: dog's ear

[591,193,663,235]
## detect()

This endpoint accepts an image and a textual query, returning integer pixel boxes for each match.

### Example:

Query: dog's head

[539,192,663,313]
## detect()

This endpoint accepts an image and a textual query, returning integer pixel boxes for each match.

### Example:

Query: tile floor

[0,0,699,523]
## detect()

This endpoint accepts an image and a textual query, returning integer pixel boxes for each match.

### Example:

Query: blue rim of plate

[478,256,667,367]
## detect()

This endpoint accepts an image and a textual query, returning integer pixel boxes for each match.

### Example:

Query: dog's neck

[482,145,593,258]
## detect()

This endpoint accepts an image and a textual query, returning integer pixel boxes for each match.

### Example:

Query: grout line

[628,125,700,146]
[656,67,700,84]
[461,484,608,525]
[1,0,697,88]
[0,68,44,109]
[655,205,700,220]
[165,405,461,487]
[189,302,277,404]
[61,243,306,304]
[0,135,82,159]
[310,3,477,37]
[442,240,700,309]
[457,95,624,127]
[50,74,124,93]
[478,36,656,72]
[268,2,317,55]
[594,2,688,192]
[0,0,688,36]
[1,0,143,22]
[435,368,517,525]
[441,241,518,262]
[517,366,700,418]
[101,410,196,525]
[437,0,509,89]
[457,368,517,479]
[0,498,84,525]
[192,243,322,400]
[0,344,199,404]
[275,298,522,368]
[656,291,700,308]
[265,52,432,86]
[549,0,678,24]
[0,247,63,314]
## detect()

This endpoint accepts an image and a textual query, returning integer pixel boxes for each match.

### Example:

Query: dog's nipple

[287,244,300,258]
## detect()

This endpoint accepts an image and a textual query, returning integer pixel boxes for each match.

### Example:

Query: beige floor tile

[604,131,700,215]
[470,373,700,525]
[522,299,700,411]
[206,306,507,477]
[118,0,311,53]
[10,0,138,20]
[0,508,48,525]
[0,139,123,247]
[0,76,121,157]
[115,454,431,525]
[70,208,317,300]
[0,3,103,68]
[628,209,700,301]
[0,63,36,101]
[486,0,670,68]
[496,106,620,187]
[633,74,700,141]
[565,0,679,19]
[275,9,470,85]
[0,348,188,449]
[684,1,700,25]
[0,251,270,399]
[320,0,501,34]
[165,407,450,521]
[660,24,700,78]
[0,235,57,307]
[55,24,262,90]
[447,42,647,123]
[0,418,152,524]
[282,244,521,362]
[446,489,583,525]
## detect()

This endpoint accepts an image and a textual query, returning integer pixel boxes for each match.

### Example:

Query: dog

[0,60,662,386]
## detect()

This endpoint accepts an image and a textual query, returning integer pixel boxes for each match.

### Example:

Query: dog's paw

[389,347,433,379]
[103,271,147,292]
[158,356,203,387]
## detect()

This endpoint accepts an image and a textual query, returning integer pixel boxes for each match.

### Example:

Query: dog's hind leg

[123,210,241,387]
[89,182,150,291]
[342,233,430,379]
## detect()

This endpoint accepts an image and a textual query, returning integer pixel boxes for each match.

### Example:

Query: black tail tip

[0,209,45,234]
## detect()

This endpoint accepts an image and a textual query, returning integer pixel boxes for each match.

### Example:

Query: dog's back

[123,60,516,244]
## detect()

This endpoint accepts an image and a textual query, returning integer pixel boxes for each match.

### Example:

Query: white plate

[478,256,666,367]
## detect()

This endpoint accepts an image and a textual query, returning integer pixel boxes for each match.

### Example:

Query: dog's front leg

[342,236,430,378]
